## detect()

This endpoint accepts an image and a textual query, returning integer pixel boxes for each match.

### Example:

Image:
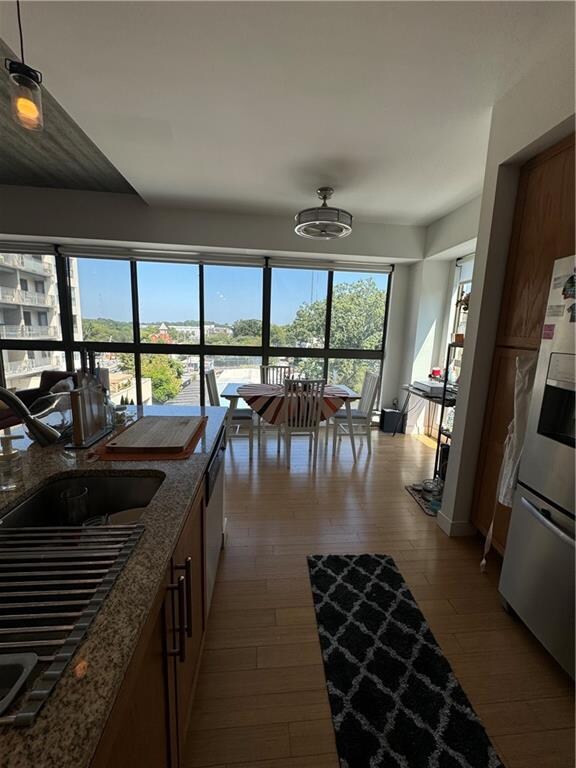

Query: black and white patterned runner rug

[307,554,504,768]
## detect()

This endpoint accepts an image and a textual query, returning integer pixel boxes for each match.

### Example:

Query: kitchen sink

[0,473,164,528]
[0,472,163,725]
[0,654,38,717]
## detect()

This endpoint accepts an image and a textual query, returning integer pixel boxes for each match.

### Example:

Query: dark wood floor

[184,431,575,768]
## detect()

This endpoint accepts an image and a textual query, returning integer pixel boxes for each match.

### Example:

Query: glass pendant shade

[9,70,43,131]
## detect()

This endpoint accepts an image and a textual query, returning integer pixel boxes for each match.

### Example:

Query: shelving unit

[432,342,462,479]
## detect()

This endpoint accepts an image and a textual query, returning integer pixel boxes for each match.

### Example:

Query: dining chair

[259,365,297,452]
[205,369,254,458]
[260,365,298,384]
[332,371,379,455]
[283,378,325,469]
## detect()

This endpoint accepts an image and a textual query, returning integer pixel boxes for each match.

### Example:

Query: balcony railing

[0,287,55,307]
[19,290,55,307]
[0,286,18,303]
[17,255,53,275]
[0,254,21,269]
[0,325,57,339]
[4,360,59,377]
[0,253,53,273]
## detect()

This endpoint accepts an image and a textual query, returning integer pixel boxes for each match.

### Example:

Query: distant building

[168,325,200,340]
[150,322,174,343]
[108,372,152,405]
[0,253,83,389]
[205,324,233,337]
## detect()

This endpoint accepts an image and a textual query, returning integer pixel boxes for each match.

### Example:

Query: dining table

[220,382,361,460]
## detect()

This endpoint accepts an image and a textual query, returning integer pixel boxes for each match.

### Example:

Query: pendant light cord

[16,0,25,63]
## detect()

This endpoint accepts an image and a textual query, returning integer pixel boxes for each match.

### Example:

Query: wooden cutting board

[105,416,205,454]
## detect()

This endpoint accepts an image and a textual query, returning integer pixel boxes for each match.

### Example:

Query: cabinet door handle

[176,557,193,638]
[168,576,186,663]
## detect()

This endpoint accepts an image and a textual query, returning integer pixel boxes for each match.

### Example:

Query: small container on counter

[0,434,25,492]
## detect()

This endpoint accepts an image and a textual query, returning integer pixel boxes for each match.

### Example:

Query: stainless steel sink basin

[0,473,164,528]
[0,654,38,717]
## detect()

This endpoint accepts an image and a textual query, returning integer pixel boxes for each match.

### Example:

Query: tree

[141,355,184,403]
[206,331,235,345]
[232,319,262,338]
[270,323,288,346]
[287,279,386,390]
[285,299,327,348]
[117,353,135,374]
[82,318,133,343]
[328,279,385,350]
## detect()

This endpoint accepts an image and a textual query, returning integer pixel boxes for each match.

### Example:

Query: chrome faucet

[0,387,61,446]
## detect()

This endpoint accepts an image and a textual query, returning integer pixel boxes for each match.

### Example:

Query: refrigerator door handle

[520,496,575,548]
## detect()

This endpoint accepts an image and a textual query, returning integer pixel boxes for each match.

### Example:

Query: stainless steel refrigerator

[500,254,575,678]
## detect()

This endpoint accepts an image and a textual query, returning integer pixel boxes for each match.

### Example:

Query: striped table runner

[236,383,353,425]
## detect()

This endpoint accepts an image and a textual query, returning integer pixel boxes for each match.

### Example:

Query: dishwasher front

[499,483,575,678]
[204,427,226,615]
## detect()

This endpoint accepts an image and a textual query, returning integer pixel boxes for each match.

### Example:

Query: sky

[77,260,388,325]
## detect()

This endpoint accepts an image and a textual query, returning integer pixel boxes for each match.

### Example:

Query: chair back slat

[205,369,221,407]
[284,378,325,429]
[260,365,297,385]
[358,371,379,416]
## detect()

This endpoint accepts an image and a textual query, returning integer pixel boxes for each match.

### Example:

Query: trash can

[379,409,406,434]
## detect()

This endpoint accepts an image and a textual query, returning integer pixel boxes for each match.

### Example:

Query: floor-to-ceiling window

[327,271,388,390]
[270,268,328,349]
[204,265,263,347]
[269,266,389,392]
[137,262,201,404]
[203,265,263,400]
[0,249,391,412]
[74,258,133,343]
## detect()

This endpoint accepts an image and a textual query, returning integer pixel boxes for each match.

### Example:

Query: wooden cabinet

[471,134,575,552]
[471,347,537,549]
[90,570,177,768]
[497,138,575,349]
[171,486,205,761]
[92,486,206,768]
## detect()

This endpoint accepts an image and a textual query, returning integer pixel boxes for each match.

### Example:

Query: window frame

[452,278,472,338]
[0,250,393,410]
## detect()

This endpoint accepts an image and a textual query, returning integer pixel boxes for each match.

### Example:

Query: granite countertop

[0,405,227,768]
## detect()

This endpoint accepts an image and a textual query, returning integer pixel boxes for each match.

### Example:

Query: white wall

[424,197,481,260]
[439,42,575,536]
[387,259,454,431]
[438,260,458,359]
[0,185,425,265]
[384,188,481,419]
[380,264,410,409]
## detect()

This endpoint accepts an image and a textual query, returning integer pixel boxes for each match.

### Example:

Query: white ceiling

[0,1,573,225]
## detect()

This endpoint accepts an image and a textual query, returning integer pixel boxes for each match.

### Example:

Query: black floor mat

[307,553,504,768]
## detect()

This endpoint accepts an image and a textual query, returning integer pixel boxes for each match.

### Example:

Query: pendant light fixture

[4,0,44,131]
[294,187,353,240]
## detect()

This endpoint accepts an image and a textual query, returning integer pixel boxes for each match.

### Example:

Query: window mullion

[262,259,271,365]
[130,260,143,404]
[55,247,74,371]
[322,271,335,380]
[199,264,205,406]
